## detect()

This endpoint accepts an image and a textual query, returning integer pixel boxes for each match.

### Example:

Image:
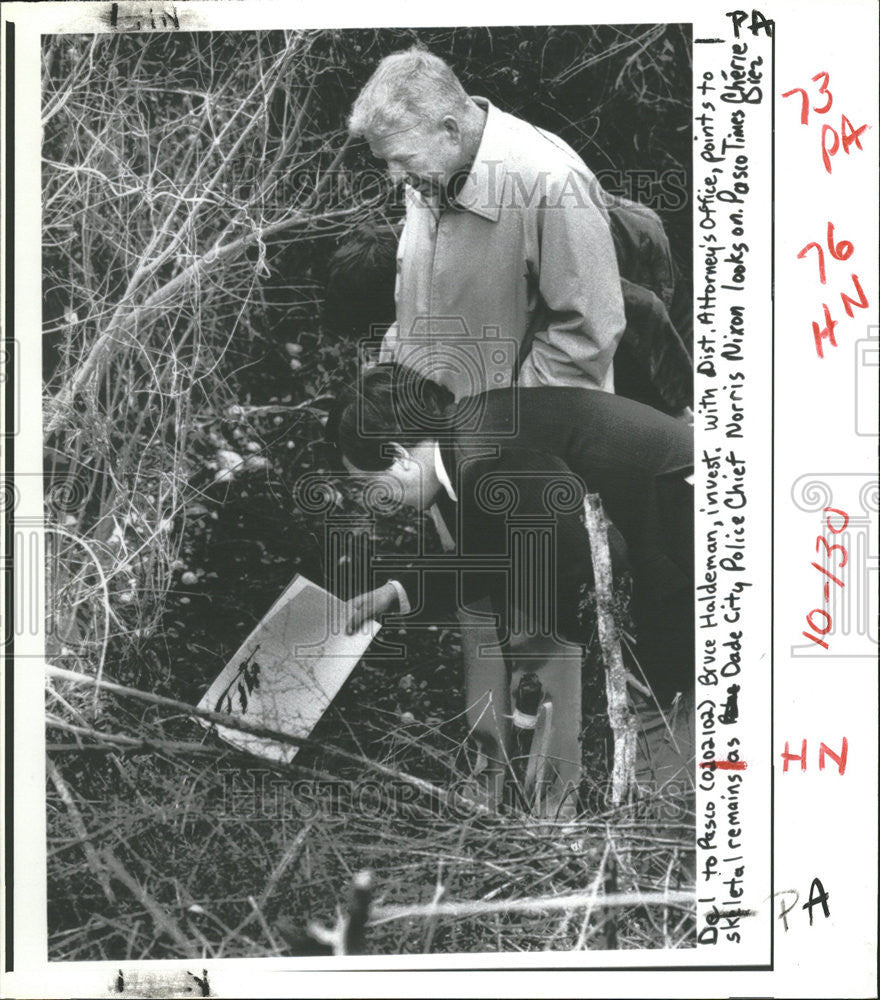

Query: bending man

[326,364,694,814]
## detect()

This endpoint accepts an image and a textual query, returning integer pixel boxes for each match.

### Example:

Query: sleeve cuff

[386,578,411,615]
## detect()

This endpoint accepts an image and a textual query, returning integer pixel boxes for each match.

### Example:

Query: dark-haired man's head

[324,222,397,337]
[326,363,455,510]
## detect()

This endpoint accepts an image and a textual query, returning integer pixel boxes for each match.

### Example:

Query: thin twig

[574,840,611,950]
[258,825,312,910]
[100,850,195,952]
[46,757,117,905]
[370,888,694,925]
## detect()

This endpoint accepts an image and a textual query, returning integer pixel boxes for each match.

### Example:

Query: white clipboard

[197,575,380,763]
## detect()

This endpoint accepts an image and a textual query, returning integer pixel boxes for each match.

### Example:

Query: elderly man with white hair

[348,46,627,401]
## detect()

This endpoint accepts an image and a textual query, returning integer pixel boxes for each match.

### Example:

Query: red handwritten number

[823,507,849,534]
[811,561,845,588]
[816,535,848,568]
[797,223,854,285]
[782,72,833,125]
[802,232,868,354]
[810,72,833,114]
[802,509,849,651]
[826,223,854,261]
[782,72,867,172]
[807,609,832,635]
[798,241,826,283]
[803,631,829,650]
[782,87,810,125]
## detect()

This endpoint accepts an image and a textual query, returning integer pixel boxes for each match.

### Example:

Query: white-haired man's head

[348,47,486,197]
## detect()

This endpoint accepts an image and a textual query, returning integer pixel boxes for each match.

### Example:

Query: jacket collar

[451,97,508,222]
[407,98,508,223]
[430,440,460,543]
[433,441,458,502]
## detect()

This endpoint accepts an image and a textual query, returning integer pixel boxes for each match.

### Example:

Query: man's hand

[344,582,399,634]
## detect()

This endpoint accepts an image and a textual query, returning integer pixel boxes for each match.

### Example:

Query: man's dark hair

[323,222,398,337]
[326,363,455,471]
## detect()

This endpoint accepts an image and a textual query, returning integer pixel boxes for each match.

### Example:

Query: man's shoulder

[498,107,594,181]
[492,108,607,217]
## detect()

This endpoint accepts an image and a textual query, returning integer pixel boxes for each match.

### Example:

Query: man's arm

[518,171,626,391]
[345,567,472,633]
[344,580,401,633]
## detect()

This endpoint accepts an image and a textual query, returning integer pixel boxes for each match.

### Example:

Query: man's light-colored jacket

[383,98,626,399]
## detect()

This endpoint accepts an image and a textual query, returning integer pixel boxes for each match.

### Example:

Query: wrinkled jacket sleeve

[518,172,626,391]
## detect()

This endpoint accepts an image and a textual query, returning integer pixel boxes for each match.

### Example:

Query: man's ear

[388,442,412,467]
[441,115,462,142]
